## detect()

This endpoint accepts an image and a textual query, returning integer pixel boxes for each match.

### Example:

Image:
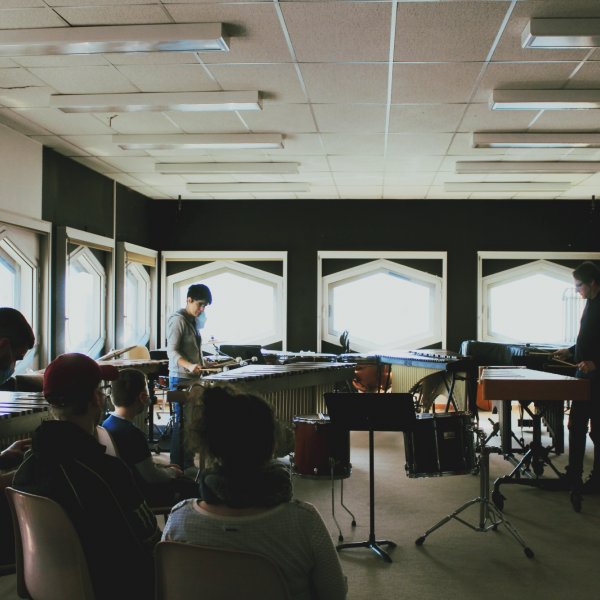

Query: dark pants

[567,372,600,480]
[169,377,194,470]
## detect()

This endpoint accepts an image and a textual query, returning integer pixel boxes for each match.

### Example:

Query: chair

[155,541,292,600]
[5,487,95,600]
[95,425,119,458]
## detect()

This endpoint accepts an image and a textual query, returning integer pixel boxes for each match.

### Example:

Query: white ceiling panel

[1,0,599,200]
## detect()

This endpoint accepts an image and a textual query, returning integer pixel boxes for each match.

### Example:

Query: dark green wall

[150,199,600,352]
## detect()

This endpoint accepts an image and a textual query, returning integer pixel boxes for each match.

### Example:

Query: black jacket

[13,420,160,600]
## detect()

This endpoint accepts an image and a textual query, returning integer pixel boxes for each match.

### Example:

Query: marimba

[200,362,356,422]
[480,367,590,511]
[0,391,49,448]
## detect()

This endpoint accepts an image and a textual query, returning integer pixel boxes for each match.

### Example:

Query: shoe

[582,475,600,494]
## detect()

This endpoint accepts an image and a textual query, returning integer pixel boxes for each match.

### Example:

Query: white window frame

[124,262,152,347]
[116,241,158,350]
[318,251,447,352]
[56,226,114,357]
[478,251,600,343]
[0,211,51,371]
[161,251,287,349]
[67,245,107,357]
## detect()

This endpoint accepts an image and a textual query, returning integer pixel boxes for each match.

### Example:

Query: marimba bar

[0,391,49,447]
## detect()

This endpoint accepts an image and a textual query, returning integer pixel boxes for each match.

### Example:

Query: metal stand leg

[415,432,534,559]
[330,460,357,542]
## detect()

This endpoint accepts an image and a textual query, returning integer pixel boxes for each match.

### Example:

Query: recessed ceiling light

[187,182,309,193]
[444,182,571,192]
[522,18,600,49]
[456,161,600,174]
[113,134,283,151]
[490,90,600,111]
[50,92,261,113]
[473,133,600,148]
[156,162,299,174]
[0,23,229,56]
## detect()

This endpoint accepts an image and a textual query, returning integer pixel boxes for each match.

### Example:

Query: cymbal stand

[329,457,356,542]
[415,428,534,559]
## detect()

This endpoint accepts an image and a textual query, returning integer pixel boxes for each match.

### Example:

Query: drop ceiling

[2,0,600,201]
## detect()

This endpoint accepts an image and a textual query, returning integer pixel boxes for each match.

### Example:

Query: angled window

[0,246,17,308]
[321,256,445,352]
[481,258,587,345]
[66,246,106,356]
[165,255,286,348]
[124,262,151,347]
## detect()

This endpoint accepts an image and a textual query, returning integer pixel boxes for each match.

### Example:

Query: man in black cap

[13,352,160,600]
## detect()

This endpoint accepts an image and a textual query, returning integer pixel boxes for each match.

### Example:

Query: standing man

[13,353,160,599]
[166,283,212,470]
[554,261,600,493]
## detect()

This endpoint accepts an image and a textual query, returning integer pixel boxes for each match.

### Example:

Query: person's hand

[188,363,202,375]
[553,348,572,361]
[1,438,31,461]
[167,464,184,477]
[577,360,596,374]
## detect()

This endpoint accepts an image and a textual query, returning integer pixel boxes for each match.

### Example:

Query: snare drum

[404,412,475,478]
[292,415,351,479]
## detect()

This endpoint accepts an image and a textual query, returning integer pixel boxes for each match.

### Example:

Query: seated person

[0,306,35,565]
[13,353,160,600]
[162,385,348,600]
[102,368,198,507]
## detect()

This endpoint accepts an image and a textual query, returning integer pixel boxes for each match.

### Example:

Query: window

[164,253,286,348]
[0,247,16,307]
[66,246,106,356]
[124,262,151,347]
[0,236,35,324]
[320,255,445,352]
[478,255,600,345]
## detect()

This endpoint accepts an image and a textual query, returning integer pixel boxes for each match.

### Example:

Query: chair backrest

[123,345,151,360]
[5,487,95,600]
[95,425,119,458]
[155,541,292,600]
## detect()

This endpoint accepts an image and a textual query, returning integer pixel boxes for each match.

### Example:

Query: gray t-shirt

[162,499,347,600]
[166,309,202,379]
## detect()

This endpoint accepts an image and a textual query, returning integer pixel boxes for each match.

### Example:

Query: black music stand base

[415,434,534,559]
[337,537,396,563]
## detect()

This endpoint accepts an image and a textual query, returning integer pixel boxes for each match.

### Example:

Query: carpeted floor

[1,409,598,599]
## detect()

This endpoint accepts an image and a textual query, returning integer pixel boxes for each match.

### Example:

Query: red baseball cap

[43,353,119,403]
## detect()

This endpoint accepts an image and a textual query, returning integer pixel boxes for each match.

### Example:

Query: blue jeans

[169,376,194,469]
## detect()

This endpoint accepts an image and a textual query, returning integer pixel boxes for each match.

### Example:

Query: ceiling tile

[242,102,316,134]
[392,63,482,103]
[54,5,169,25]
[12,108,114,135]
[321,133,385,155]
[458,103,538,132]
[115,64,220,92]
[302,63,388,103]
[13,54,110,67]
[282,1,391,62]
[104,112,182,135]
[389,104,465,133]
[0,7,66,28]
[164,112,248,134]
[313,104,386,133]
[27,65,138,94]
[386,133,453,156]
[394,1,509,62]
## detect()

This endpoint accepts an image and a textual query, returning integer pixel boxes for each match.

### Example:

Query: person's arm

[167,315,202,375]
[134,456,181,484]
[0,438,31,470]
[305,505,348,600]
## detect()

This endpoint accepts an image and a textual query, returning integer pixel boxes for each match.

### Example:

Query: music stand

[324,392,416,563]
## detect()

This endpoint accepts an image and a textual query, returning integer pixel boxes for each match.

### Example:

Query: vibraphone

[0,391,49,448]
[340,350,475,411]
[200,362,356,422]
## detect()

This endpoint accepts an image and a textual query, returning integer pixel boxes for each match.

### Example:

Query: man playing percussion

[166,283,212,470]
[554,261,600,494]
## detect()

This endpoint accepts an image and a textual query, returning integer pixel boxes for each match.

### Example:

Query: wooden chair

[155,541,292,600]
[5,487,95,600]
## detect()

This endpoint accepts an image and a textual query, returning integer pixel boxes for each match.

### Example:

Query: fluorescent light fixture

[113,134,283,150]
[445,182,571,192]
[473,133,600,148]
[0,23,229,56]
[456,161,600,174]
[490,90,600,110]
[522,18,600,49]
[156,162,299,174]
[187,183,309,193]
[50,92,261,113]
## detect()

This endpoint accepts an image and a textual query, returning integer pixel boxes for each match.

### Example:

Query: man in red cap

[13,352,161,600]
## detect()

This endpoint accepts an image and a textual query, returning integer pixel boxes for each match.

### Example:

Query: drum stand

[329,460,357,543]
[337,430,396,563]
[415,429,534,559]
